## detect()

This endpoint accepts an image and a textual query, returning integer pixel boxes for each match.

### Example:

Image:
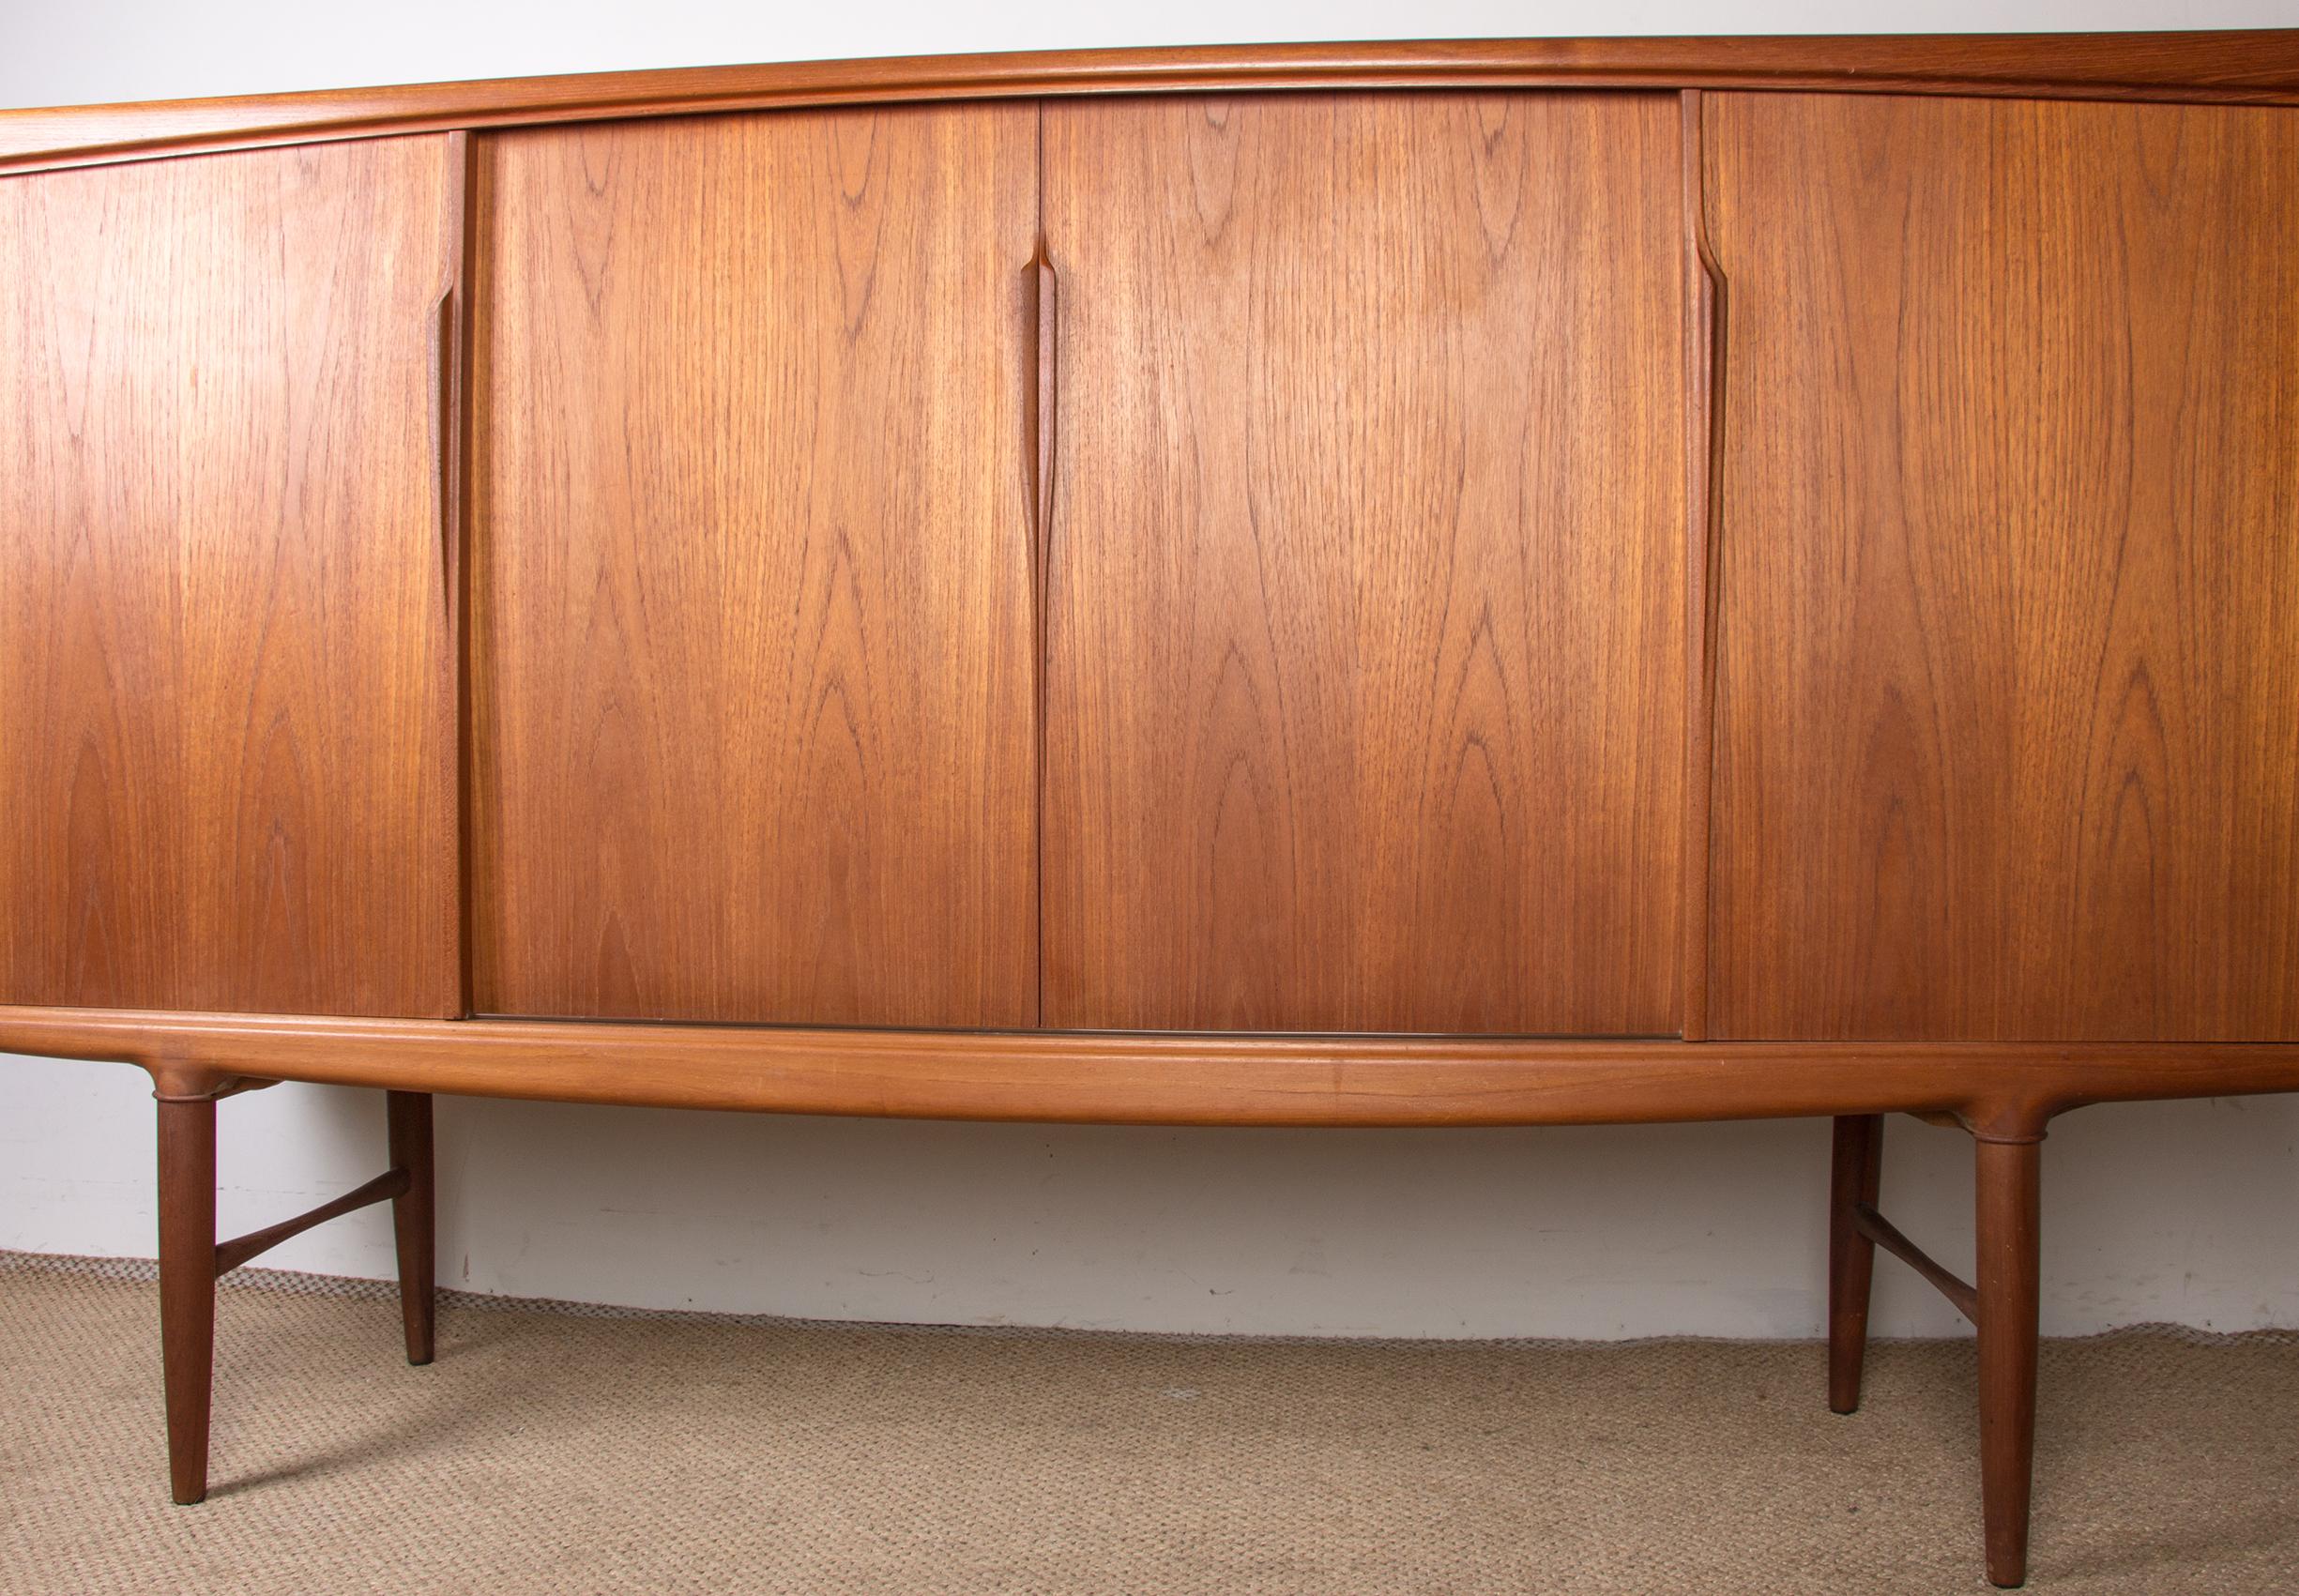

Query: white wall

[6,0,2299,1338]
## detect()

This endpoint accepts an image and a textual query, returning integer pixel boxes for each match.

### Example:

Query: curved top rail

[4,31,2299,175]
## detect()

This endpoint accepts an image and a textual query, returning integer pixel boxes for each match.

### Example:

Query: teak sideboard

[6,31,2299,1586]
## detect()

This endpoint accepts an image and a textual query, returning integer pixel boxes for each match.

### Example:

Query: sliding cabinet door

[1706,96,2299,1041]
[473,108,1039,1026]
[0,138,463,1017]
[1043,95,1685,1034]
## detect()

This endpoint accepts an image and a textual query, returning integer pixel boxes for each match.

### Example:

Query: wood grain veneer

[1705,94,2299,1042]
[7,34,2299,175]
[0,135,463,1017]
[1041,93,1684,1033]
[7,1007,2299,1133]
[470,107,1039,1026]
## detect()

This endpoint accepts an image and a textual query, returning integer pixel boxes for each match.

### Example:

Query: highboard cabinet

[6,35,2299,1588]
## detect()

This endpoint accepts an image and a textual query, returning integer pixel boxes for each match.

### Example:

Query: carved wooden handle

[1028,243,1058,551]
[429,286,457,618]
[1680,89,1728,1041]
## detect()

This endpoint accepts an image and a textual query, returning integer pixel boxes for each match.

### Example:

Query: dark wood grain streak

[471,108,1039,1026]
[0,136,463,1017]
[7,1006,2299,1131]
[8,34,2299,175]
[1707,94,2299,1042]
[1042,92,1684,1034]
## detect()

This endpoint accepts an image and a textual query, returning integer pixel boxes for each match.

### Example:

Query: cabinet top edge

[5,31,2299,176]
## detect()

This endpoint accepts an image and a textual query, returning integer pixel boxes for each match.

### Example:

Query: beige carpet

[3,1252,2295,1594]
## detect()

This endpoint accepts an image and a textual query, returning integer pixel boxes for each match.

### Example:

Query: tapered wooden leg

[1975,1133,2044,1588]
[1827,1114,1886,1414]
[386,1091,435,1366]
[157,1095,218,1505]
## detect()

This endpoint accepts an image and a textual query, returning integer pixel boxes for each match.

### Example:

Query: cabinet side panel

[471,107,1039,1026]
[1707,94,2299,1041]
[0,138,461,1017]
[1043,93,1686,1034]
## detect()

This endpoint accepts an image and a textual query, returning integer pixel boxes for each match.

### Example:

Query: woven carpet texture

[3,1251,2295,1594]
